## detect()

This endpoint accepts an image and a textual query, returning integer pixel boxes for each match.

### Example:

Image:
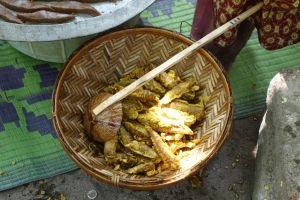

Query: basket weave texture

[53,28,233,190]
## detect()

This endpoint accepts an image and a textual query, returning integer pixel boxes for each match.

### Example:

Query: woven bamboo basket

[52,27,233,190]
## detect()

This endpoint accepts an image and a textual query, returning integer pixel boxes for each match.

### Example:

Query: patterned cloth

[197,0,300,50]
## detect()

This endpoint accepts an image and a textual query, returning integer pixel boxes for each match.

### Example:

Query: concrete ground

[0,114,262,200]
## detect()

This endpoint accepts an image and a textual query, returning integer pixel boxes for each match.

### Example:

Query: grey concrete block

[252,68,300,200]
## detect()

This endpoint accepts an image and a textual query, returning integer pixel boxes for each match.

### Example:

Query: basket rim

[52,27,234,190]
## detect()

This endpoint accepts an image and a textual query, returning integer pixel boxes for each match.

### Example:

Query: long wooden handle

[92,2,263,116]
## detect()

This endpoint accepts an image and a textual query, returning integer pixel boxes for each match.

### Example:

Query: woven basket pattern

[53,28,233,189]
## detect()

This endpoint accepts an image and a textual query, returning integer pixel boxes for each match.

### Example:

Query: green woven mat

[1,0,300,191]
[230,33,300,118]
[0,44,77,191]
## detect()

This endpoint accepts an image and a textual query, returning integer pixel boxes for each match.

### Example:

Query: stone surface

[0,116,261,200]
[252,68,300,200]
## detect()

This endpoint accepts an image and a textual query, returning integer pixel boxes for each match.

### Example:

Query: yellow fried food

[182,91,196,100]
[126,67,147,79]
[146,126,180,170]
[104,136,118,157]
[123,121,149,138]
[144,80,166,95]
[119,125,157,159]
[119,126,133,146]
[131,88,160,103]
[169,100,205,120]
[155,70,181,89]
[182,81,200,100]
[168,141,196,153]
[169,138,206,154]
[118,77,136,87]
[122,98,143,120]
[103,84,123,94]
[161,132,184,141]
[118,145,153,164]
[149,107,196,126]
[124,64,155,79]
[131,135,152,144]
[160,77,195,104]
[127,162,156,176]
[87,66,208,176]
[103,77,136,94]
[191,85,200,92]
[138,112,194,135]
[125,140,158,159]
[105,153,139,167]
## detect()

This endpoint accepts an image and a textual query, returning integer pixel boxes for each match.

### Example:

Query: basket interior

[53,29,232,188]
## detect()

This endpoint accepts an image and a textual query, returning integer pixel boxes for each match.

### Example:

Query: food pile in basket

[84,64,209,176]
[0,0,111,24]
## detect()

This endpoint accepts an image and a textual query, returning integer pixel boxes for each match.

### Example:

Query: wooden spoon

[90,2,263,136]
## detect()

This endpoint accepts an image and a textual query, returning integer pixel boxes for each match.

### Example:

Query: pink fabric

[191,0,214,40]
